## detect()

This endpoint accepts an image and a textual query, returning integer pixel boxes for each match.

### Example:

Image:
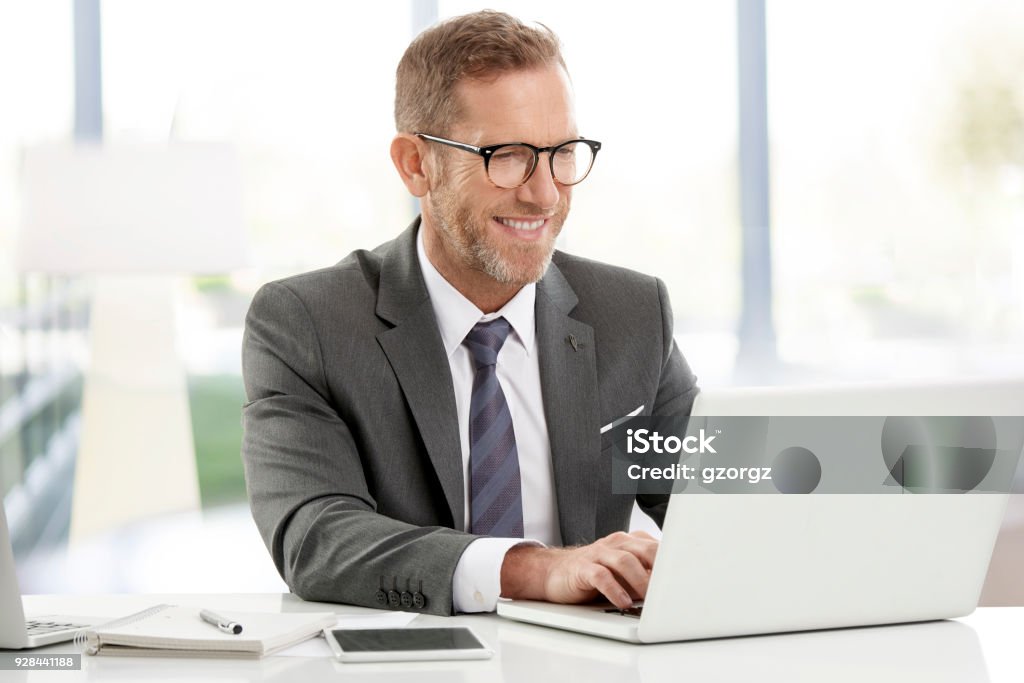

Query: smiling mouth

[495,216,546,231]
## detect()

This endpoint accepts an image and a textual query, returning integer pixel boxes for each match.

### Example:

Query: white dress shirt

[416,229,561,612]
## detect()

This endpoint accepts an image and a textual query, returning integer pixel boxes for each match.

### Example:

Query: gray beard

[429,190,555,288]
[466,233,553,285]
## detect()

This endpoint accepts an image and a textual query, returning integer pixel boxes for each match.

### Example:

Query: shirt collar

[416,224,536,358]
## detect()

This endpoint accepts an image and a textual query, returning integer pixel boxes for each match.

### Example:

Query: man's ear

[390,134,432,197]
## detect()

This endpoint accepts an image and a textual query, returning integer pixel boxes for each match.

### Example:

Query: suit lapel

[375,220,465,530]
[373,224,601,541]
[536,262,600,545]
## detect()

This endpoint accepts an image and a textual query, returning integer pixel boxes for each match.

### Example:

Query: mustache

[491,202,567,218]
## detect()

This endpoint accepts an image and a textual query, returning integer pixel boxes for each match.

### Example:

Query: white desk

[10,594,1024,682]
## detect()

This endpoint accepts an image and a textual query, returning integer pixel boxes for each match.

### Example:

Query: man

[241,10,699,617]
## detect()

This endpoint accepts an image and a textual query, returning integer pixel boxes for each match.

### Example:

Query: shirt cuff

[452,537,544,613]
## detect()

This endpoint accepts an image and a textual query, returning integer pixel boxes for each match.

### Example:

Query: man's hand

[499,531,659,609]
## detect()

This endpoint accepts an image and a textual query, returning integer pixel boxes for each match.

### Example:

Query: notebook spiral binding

[74,603,173,655]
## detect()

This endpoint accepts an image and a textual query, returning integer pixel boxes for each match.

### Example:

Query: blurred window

[767,1,1024,380]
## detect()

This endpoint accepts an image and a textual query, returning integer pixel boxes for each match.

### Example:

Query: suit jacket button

[400,591,413,608]
[388,590,401,608]
[412,593,426,610]
[375,590,388,606]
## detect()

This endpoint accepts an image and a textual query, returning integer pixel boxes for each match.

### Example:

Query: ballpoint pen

[199,609,243,635]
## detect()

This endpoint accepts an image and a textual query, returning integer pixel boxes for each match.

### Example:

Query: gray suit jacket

[241,219,699,616]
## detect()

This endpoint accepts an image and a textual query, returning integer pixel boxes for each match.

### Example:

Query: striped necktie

[463,317,524,537]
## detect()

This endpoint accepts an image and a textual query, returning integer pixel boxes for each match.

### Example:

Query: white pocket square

[600,404,645,435]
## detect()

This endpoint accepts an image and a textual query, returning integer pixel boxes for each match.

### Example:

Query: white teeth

[497,217,545,231]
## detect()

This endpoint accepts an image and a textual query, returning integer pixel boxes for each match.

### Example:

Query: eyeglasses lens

[487,142,596,188]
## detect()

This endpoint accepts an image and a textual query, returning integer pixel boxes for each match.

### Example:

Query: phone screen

[330,628,485,653]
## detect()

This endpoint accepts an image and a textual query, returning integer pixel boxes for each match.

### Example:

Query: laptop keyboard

[604,604,644,618]
[25,620,87,635]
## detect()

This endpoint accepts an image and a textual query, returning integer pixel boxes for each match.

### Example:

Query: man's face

[425,64,577,288]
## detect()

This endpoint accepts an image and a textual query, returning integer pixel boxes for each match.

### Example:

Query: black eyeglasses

[415,133,602,189]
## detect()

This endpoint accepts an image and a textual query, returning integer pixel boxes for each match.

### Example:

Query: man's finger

[602,534,659,570]
[597,549,651,598]
[582,564,633,609]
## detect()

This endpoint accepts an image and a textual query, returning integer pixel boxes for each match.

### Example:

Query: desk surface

[10,594,1023,682]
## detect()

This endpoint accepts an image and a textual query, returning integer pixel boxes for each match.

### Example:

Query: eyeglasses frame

[414,133,602,189]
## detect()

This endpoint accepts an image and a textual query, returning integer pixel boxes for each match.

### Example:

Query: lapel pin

[568,334,578,351]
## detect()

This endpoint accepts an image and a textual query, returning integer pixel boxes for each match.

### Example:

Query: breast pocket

[599,403,645,451]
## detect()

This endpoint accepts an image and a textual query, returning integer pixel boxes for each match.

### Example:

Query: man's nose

[516,155,560,209]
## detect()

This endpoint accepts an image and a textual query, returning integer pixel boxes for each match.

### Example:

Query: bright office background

[1,1,1023,599]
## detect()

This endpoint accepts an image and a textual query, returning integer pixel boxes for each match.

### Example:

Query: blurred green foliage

[188,374,248,508]
[192,275,234,294]
[945,43,1024,178]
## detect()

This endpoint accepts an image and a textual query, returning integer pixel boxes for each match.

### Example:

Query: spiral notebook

[75,604,336,658]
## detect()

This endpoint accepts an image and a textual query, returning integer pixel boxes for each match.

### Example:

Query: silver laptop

[497,379,1024,643]
[0,503,105,648]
